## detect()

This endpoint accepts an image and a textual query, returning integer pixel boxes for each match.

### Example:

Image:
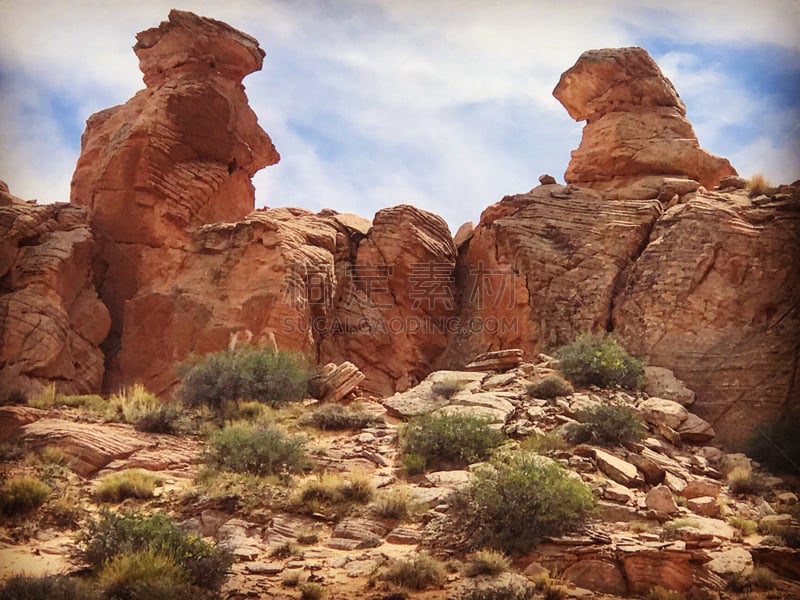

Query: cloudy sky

[1,0,798,230]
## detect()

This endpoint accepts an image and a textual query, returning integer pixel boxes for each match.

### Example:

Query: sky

[1,0,798,231]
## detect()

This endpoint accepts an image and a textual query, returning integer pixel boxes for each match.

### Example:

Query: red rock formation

[554,47,736,191]
[71,10,278,387]
[0,183,109,397]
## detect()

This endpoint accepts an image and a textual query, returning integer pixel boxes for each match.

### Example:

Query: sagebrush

[205,423,307,476]
[526,375,573,399]
[555,333,643,389]
[564,403,645,446]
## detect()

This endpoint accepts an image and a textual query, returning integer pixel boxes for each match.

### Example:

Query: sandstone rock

[687,496,720,518]
[627,451,666,485]
[451,573,534,600]
[563,559,628,596]
[594,448,644,487]
[646,485,678,514]
[644,366,695,406]
[554,47,735,190]
[706,548,753,580]
[328,517,388,549]
[0,200,109,396]
[453,221,474,248]
[538,174,557,185]
[751,546,800,579]
[0,406,47,442]
[603,481,634,504]
[718,176,747,190]
[308,361,365,403]
[621,549,695,594]
[682,479,722,500]
[639,397,688,429]
[614,189,800,446]
[664,471,688,494]
[677,413,716,444]
[425,470,473,489]
[464,349,523,371]
[385,526,422,545]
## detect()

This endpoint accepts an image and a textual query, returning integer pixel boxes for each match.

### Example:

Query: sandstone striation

[71,9,278,387]
[0,184,109,397]
[554,47,736,192]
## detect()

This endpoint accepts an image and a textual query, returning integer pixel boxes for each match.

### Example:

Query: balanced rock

[553,46,736,191]
[309,362,365,403]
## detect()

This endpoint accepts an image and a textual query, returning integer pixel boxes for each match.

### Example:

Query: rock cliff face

[70,9,278,387]
[55,11,798,446]
[0,183,110,396]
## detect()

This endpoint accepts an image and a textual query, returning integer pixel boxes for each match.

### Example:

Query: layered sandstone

[71,9,278,386]
[0,183,109,397]
[554,47,736,192]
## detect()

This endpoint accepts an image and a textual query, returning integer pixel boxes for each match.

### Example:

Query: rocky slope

[1,361,798,598]
[4,9,797,447]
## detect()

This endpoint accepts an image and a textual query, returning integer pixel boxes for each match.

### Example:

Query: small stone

[245,562,284,575]
[603,481,635,503]
[687,496,719,517]
[539,174,558,185]
[646,485,678,514]
[594,448,645,487]
[682,479,722,500]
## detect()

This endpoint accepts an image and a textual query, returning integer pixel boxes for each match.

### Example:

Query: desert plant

[526,375,574,399]
[542,584,568,600]
[463,549,511,577]
[27,383,57,408]
[372,487,414,520]
[205,423,306,476]
[109,384,179,433]
[519,431,567,454]
[0,575,99,600]
[745,413,800,475]
[400,412,505,472]
[727,465,766,494]
[306,403,381,430]
[178,347,311,411]
[564,403,645,446]
[727,516,758,536]
[747,173,774,197]
[79,510,233,590]
[297,471,374,512]
[298,581,325,600]
[48,489,85,528]
[431,377,463,399]
[459,453,596,554]
[95,469,161,502]
[402,453,426,476]
[377,552,446,590]
[555,333,644,389]
[758,521,800,548]
[643,587,685,600]
[97,549,198,600]
[270,541,304,559]
[0,475,50,517]
[193,468,290,514]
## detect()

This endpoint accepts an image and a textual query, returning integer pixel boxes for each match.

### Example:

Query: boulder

[309,361,365,403]
[464,349,523,372]
[594,448,644,487]
[644,366,695,405]
[687,496,720,518]
[646,485,678,514]
[621,549,695,595]
[706,548,753,580]
[562,559,628,596]
[682,479,722,500]
[639,397,689,429]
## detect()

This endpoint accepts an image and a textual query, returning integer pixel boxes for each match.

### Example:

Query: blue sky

[1,0,798,230]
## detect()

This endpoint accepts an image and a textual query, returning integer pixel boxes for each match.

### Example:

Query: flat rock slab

[594,448,644,487]
[707,548,753,579]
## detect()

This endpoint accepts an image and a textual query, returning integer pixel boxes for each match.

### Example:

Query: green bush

[727,516,758,536]
[459,453,596,554]
[526,375,574,399]
[0,475,50,517]
[94,469,161,502]
[372,487,414,520]
[79,510,233,590]
[109,384,179,434]
[98,550,198,600]
[298,581,325,600]
[296,472,374,515]
[306,403,381,430]
[463,549,511,577]
[377,552,446,590]
[400,413,505,472]
[0,575,99,600]
[178,347,311,411]
[431,378,463,399]
[745,413,800,475]
[555,333,644,389]
[205,423,306,476]
[564,404,645,446]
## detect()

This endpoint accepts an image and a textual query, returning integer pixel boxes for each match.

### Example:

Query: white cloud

[0,0,797,225]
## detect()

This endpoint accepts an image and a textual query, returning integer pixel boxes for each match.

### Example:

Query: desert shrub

[297,472,373,512]
[372,487,414,520]
[0,475,50,517]
[48,489,85,528]
[205,423,306,476]
[28,384,106,413]
[463,549,511,577]
[459,453,596,554]
[0,575,99,600]
[643,587,685,600]
[727,516,758,536]
[178,347,311,411]
[402,453,426,476]
[519,431,567,454]
[95,469,161,502]
[542,584,568,600]
[79,510,233,590]
[555,333,644,389]
[193,467,291,515]
[526,375,574,399]
[400,413,505,472]
[726,465,765,494]
[747,173,774,197]
[564,404,645,446]
[431,377,463,399]
[745,414,800,475]
[98,549,198,600]
[298,582,325,600]
[270,541,304,559]
[377,552,446,590]
[757,521,800,548]
[306,403,381,430]
[27,383,57,408]
[109,384,179,434]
